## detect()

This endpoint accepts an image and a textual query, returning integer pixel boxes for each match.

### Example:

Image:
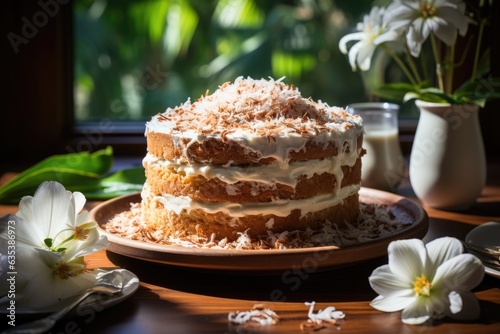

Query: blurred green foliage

[74,0,400,122]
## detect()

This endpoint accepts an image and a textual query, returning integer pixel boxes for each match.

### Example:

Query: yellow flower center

[73,222,95,241]
[53,257,86,280]
[420,1,436,18]
[413,275,432,296]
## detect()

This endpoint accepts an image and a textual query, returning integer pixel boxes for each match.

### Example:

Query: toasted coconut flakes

[300,301,344,331]
[228,304,279,326]
[104,202,413,250]
[147,77,361,139]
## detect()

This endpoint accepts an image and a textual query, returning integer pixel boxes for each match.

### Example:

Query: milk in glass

[347,103,404,192]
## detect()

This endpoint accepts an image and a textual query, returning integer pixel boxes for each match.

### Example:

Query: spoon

[4,269,124,334]
[465,221,500,271]
[464,242,500,261]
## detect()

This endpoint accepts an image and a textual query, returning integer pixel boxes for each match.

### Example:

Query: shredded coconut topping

[228,304,279,326]
[147,76,362,138]
[104,202,414,250]
[300,301,345,331]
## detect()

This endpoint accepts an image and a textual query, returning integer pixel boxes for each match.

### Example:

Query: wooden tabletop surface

[1,162,499,334]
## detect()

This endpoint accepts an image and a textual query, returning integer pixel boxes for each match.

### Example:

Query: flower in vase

[388,0,470,57]
[339,6,400,71]
[339,0,500,107]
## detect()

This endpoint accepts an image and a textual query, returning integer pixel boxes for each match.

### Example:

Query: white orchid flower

[14,181,107,253]
[0,181,108,307]
[387,0,470,57]
[369,237,484,325]
[339,6,400,71]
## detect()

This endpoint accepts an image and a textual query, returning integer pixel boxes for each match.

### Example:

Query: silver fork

[4,270,124,334]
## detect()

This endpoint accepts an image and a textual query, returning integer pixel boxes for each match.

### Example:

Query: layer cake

[142,77,364,241]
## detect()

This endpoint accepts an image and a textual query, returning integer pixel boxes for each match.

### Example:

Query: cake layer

[143,154,362,203]
[145,77,364,166]
[146,131,363,165]
[141,185,360,241]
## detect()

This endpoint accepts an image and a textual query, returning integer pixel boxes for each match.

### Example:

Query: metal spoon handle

[465,242,500,261]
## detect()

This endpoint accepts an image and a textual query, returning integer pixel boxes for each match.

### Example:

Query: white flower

[369,237,484,325]
[339,6,400,71]
[0,181,108,307]
[387,0,470,57]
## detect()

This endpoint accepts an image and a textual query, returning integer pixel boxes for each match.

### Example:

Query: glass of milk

[347,102,405,192]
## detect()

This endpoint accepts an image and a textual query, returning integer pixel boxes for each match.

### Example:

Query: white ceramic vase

[409,100,486,210]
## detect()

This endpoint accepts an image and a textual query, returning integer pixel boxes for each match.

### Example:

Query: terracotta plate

[91,188,429,272]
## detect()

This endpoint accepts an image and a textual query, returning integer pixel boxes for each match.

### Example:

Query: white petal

[338,32,366,54]
[66,231,108,260]
[52,272,96,303]
[72,191,86,214]
[407,32,422,57]
[446,291,481,321]
[448,290,462,314]
[0,214,41,248]
[433,21,458,46]
[35,247,64,266]
[426,237,463,276]
[386,1,418,32]
[370,294,415,312]
[76,211,90,227]
[401,298,432,325]
[32,182,73,237]
[347,41,362,71]
[432,254,484,292]
[407,18,429,57]
[15,247,96,307]
[16,197,46,245]
[437,6,469,36]
[369,265,414,297]
[22,268,95,308]
[16,195,35,223]
[373,30,400,45]
[388,239,427,282]
[6,247,50,303]
[356,43,376,71]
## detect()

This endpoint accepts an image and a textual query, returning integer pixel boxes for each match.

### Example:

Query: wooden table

[1,163,500,333]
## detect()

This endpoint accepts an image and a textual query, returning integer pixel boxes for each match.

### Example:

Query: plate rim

[91,188,429,271]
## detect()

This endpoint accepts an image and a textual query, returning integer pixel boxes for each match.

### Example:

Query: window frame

[3,0,499,175]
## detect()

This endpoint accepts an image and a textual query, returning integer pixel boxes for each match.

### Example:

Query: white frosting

[144,184,360,219]
[145,76,363,164]
[143,152,358,188]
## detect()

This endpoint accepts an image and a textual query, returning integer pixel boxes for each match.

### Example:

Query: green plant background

[74,0,415,122]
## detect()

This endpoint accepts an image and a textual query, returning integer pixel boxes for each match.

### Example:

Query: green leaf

[373,83,418,101]
[0,147,114,204]
[82,167,145,200]
[44,238,53,248]
[417,88,459,104]
[452,77,500,107]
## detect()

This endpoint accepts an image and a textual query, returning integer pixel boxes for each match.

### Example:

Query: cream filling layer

[144,153,359,188]
[146,126,363,166]
[144,184,360,218]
